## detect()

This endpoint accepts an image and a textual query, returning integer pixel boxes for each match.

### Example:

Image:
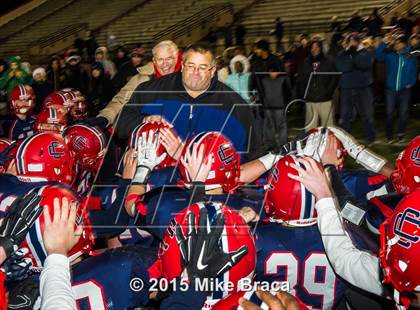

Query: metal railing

[30,23,87,49]
[0,0,77,43]
[153,3,233,42]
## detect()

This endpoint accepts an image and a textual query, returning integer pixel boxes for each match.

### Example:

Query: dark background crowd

[0,8,419,152]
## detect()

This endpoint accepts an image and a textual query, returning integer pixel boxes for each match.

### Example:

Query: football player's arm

[289,157,386,296]
[89,178,132,237]
[40,197,81,310]
[40,254,76,310]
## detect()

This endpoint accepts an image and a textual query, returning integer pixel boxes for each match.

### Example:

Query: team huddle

[0,79,419,310]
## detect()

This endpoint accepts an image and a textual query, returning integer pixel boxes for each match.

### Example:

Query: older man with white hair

[84,40,181,128]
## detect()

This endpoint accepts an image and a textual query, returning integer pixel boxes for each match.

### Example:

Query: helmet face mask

[9,85,35,116]
[379,190,420,299]
[391,136,420,194]
[265,155,317,226]
[179,132,240,192]
[35,107,68,133]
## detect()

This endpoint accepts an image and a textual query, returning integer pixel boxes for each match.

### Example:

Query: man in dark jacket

[115,44,259,162]
[89,62,115,116]
[297,40,338,130]
[336,33,376,144]
[62,52,89,95]
[112,48,145,92]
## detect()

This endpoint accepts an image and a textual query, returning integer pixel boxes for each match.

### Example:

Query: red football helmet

[129,122,178,169]
[9,84,35,116]
[21,185,93,268]
[64,124,106,171]
[159,202,256,302]
[265,155,317,226]
[69,98,88,120]
[179,132,240,192]
[380,189,420,295]
[15,132,75,184]
[35,107,68,133]
[43,91,74,111]
[0,138,17,173]
[391,136,420,194]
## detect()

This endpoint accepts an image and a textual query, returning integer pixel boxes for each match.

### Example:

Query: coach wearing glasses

[115,43,259,161]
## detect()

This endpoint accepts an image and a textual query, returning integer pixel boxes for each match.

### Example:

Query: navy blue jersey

[136,186,264,241]
[0,173,51,219]
[71,246,155,310]
[148,166,181,189]
[365,192,404,234]
[73,165,96,197]
[0,115,36,140]
[340,169,390,202]
[254,222,347,310]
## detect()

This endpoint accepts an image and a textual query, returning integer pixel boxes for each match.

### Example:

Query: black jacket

[336,48,373,89]
[115,72,261,160]
[112,60,139,91]
[297,53,338,102]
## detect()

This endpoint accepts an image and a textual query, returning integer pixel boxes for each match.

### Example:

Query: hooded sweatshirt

[0,56,32,95]
[224,55,251,104]
[95,47,117,79]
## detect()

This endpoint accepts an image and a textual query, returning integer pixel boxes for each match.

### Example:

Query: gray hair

[152,40,179,57]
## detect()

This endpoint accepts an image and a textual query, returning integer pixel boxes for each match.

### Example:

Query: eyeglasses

[155,56,176,64]
[184,62,214,72]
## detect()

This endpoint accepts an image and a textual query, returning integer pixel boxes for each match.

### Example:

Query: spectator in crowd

[20,62,32,76]
[206,27,218,50]
[330,16,341,33]
[113,46,129,71]
[271,17,284,53]
[235,24,246,46]
[32,67,53,114]
[249,39,283,106]
[292,34,310,74]
[73,33,85,55]
[85,30,98,63]
[47,55,64,91]
[328,32,344,59]
[375,34,417,143]
[346,10,364,32]
[88,62,115,116]
[0,56,31,96]
[365,8,384,37]
[62,50,89,95]
[409,33,420,106]
[90,41,181,127]
[390,12,399,26]
[260,63,290,147]
[0,59,9,103]
[0,59,8,78]
[336,32,376,144]
[297,40,338,130]
[112,47,145,92]
[225,54,251,103]
[224,25,233,48]
[216,56,229,83]
[397,12,415,36]
[95,47,117,79]
[115,43,258,160]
